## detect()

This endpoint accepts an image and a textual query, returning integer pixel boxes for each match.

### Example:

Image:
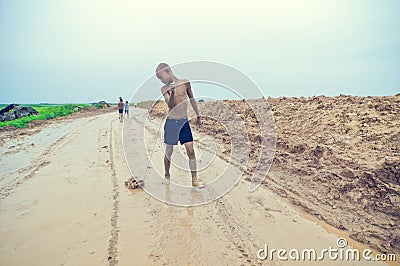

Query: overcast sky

[0,0,399,103]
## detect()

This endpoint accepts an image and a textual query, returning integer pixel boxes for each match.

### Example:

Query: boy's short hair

[155,63,171,78]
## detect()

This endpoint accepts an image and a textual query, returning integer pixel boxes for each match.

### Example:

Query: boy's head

[125,101,128,103]
[155,63,173,84]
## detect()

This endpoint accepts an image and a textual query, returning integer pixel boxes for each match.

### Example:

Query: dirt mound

[148,95,400,254]
[0,104,39,122]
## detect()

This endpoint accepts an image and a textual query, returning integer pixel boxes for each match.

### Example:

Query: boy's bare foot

[192,178,205,189]
[162,175,170,185]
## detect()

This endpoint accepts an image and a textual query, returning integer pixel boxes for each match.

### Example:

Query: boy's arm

[161,86,175,109]
[186,81,201,125]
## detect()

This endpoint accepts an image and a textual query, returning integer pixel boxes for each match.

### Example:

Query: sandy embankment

[0,106,397,265]
[148,95,400,255]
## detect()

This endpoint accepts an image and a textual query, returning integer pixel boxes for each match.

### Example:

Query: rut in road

[0,117,97,200]
[106,119,120,265]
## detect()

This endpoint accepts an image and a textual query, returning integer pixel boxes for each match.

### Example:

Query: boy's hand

[196,116,201,126]
[168,83,176,93]
[164,86,175,96]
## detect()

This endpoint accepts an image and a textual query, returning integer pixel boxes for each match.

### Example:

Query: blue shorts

[164,117,193,145]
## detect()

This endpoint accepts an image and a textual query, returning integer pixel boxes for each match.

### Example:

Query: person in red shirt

[117,97,124,121]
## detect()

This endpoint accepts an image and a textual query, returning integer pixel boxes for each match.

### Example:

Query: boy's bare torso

[161,79,190,119]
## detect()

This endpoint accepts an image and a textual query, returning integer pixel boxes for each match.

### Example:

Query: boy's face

[157,70,172,84]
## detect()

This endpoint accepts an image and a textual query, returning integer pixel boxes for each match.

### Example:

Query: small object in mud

[124,176,144,189]
[92,100,110,107]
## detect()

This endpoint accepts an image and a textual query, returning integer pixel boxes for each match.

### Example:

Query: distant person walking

[124,101,129,117]
[118,97,124,121]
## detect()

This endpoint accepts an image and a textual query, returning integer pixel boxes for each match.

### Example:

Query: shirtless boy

[155,63,205,188]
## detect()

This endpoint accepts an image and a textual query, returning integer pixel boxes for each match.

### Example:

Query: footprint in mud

[17,211,30,220]
[264,212,276,223]
[16,199,39,211]
[236,245,253,263]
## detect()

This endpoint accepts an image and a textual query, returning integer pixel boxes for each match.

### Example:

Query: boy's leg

[164,144,174,180]
[184,141,204,188]
[184,141,196,180]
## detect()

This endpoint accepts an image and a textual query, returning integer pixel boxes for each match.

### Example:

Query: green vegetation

[0,104,98,129]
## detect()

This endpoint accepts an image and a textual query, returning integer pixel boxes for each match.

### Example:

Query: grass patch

[0,104,98,129]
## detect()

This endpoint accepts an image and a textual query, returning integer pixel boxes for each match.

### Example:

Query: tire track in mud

[148,204,202,265]
[146,192,271,265]
[0,117,98,200]
[212,197,280,266]
[106,119,120,266]
[0,160,52,200]
[135,112,266,265]
[213,198,259,265]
